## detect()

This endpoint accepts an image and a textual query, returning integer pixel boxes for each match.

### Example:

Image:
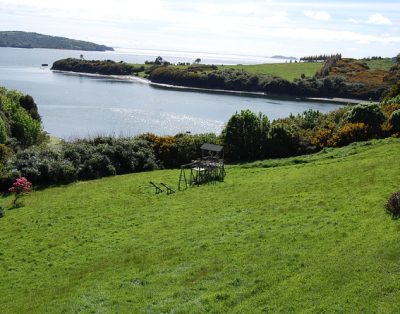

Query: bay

[0,47,342,139]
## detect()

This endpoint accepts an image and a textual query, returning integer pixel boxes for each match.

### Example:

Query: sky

[0,0,399,58]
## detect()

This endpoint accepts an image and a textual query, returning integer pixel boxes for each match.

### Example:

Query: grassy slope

[133,60,392,82]
[133,63,323,81]
[366,58,395,71]
[223,62,323,81]
[1,138,400,313]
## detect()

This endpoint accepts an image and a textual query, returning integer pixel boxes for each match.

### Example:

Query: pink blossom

[9,177,32,194]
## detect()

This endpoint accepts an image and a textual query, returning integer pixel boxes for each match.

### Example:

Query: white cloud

[367,13,392,25]
[303,10,331,21]
[0,0,399,58]
[348,18,359,24]
[265,27,400,45]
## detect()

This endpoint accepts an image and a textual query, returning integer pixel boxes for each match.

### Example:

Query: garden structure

[178,143,225,190]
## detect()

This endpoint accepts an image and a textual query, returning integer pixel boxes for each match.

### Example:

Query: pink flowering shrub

[8,177,32,207]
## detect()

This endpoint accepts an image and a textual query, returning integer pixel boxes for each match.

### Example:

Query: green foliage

[0,144,12,163]
[3,137,158,187]
[0,115,8,144]
[172,133,220,166]
[327,122,370,147]
[9,108,42,147]
[268,122,299,157]
[389,110,400,133]
[345,103,385,130]
[382,95,400,106]
[384,81,400,99]
[51,58,142,75]
[141,132,220,168]
[222,110,269,161]
[19,95,41,121]
[0,87,44,149]
[299,109,323,130]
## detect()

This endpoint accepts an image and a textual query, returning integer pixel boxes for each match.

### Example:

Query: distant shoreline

[51,70,367,104]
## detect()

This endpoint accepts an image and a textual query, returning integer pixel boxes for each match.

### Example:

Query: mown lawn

[224,62,323,81]
[0,138,400,313]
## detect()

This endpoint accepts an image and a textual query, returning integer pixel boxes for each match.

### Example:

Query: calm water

[0,47,342,138]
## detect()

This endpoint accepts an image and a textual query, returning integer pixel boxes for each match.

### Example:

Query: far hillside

[0,31,114,51]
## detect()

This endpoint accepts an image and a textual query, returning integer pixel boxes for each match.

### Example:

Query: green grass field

[223,62,323,81]
[1,138,400,313]
[366,58,395,71]
[134,59,393,82]
[132,62,323,81]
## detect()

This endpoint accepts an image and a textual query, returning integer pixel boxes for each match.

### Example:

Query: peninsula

[51,54,399,101]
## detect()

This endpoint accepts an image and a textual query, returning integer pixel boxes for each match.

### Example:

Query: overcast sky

[0,0,399,58]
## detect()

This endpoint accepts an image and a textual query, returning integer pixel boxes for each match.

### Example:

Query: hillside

[1,138,400,312]
[0,31,113,51]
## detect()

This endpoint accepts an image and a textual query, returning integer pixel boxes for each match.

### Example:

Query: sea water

[0,47,342,138]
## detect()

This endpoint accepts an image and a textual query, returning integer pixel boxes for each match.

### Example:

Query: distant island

[270,55,297,60]
[0,31,114,51]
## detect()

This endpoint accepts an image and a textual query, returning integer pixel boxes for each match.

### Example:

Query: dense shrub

[310,122,337,149]
[7,148,73,185]
[344,103,385,131]
[62,137,158,177]
[144,134,177,167]
[143,133,220,168]
[385,191,400,218]
[0,88,45,149]
[381,95,400,106]
[0,144,12,163]
[383,81,400,100]
[388,110,400,133]
[2,137,158,188]
[51,58,141,75]
[222,110,269,161]
[268,122,299,157]
[9,108,42,147]
[327,123,369,147]
[173,133,220,166]
[19,95,41,121]
[299,109,323,130]
[0,116,8,144]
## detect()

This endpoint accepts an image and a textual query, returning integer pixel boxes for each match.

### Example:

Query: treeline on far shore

[0,86,399,190]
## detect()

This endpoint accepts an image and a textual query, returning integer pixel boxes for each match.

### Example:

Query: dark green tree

[19,95,41,121]
[155,56,163,65]
[268,123,299,158]
[222,110,270,161]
